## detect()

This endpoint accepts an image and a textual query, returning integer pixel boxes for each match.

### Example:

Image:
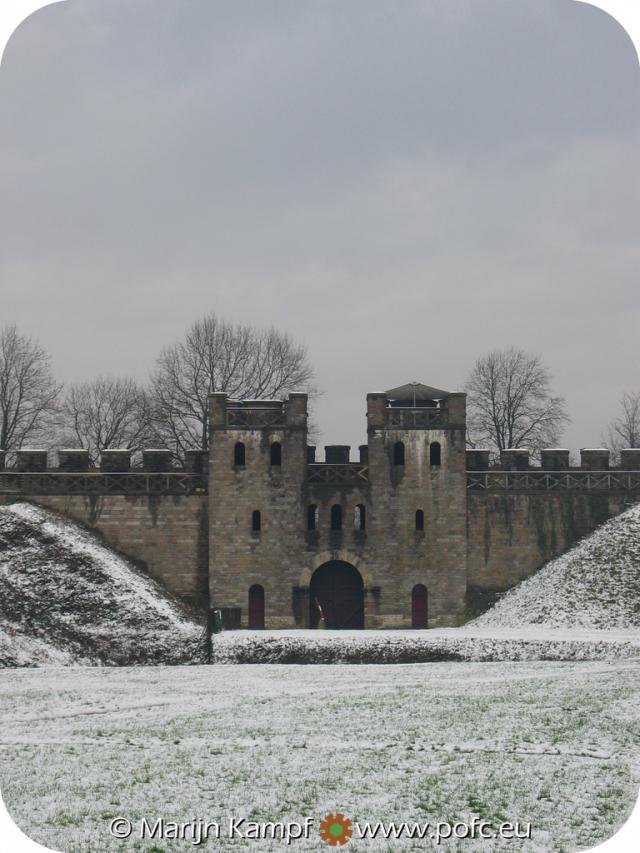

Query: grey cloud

[0,0,639,451]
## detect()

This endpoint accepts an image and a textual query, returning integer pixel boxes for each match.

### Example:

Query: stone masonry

[208,386,469,628]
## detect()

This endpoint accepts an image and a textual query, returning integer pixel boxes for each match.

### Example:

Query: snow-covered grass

[1,661,638,851]
[0,503,202,667]
[471,502,640,630]
[1,501,638,849]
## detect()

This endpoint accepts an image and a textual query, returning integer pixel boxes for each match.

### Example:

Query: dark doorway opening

[248,584,265,629]
[309,561,364,629]
[411,584,428,628]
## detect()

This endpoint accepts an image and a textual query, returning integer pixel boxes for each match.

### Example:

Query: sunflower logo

[319,813,353,846]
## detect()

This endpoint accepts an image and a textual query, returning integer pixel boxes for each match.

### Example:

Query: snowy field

[1,660,639,852]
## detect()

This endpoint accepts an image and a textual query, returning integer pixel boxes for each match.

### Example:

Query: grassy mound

[0,502,202,667]
[471,501,640,629]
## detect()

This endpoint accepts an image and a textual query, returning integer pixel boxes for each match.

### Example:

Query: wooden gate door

[411,584,428,628]
[309,561,364,629]
[248,584,265,629]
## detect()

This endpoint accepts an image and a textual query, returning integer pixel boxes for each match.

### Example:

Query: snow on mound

[471,502,640,630]
[0,502,202,667]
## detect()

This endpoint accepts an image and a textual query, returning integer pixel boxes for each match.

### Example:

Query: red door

[411,584,428,628]
[248,584,265,629]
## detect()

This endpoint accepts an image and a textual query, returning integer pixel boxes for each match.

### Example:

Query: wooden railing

[0,472,208,496]
[467,471,640,493]
[3,468,637,496]
[225,408,287,428]
[307,464,369,485]
[387,409,446,429]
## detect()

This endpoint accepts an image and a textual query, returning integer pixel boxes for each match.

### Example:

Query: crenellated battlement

[1,443,639,495]
[465,447,640,472]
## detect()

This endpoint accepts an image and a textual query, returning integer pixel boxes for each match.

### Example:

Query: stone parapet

[16,449,48,472]
[58,449,90,471]
[325,445,350,464]
[580,448,609,470]
[466,449,491,471]
[142,449,173,472]
[540,449,570,470]
[100,449,131,472]
[500,449,530,470]
[620,449,640,470]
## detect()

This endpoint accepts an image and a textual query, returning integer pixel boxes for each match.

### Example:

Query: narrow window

[393,441,405,466]
[429,442,441,466]
[412,584,428,629]
[330,504,342,531]
[270,442,282,466]
[307,504,318,531]
[252,510,261,532]
[248,584,265,629]
[355,504,366,531]
[415,509,424,531]
[234,441,245,466]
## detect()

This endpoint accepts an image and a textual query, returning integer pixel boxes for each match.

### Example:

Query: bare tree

[59,376,151,465]
[465,347,570,456]
[0,324,62,451]
[603,390,640,463]
[149,313,316,453]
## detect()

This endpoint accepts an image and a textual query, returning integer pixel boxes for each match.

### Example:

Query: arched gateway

[309,561,364,629]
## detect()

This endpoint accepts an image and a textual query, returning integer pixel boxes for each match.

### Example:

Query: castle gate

[309,561,364,629]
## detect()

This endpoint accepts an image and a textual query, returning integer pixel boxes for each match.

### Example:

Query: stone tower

[208,391,308,628]
[364,384,468,627]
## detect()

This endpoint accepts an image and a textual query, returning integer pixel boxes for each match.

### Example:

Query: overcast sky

[1,0,639,453]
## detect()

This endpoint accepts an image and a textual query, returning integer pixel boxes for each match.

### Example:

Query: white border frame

[0,1,638,850]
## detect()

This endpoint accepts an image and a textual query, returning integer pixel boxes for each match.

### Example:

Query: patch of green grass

[46,812,82,828]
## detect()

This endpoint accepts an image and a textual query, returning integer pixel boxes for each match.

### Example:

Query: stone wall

[467,491,638,592]
[1,493,209,611]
